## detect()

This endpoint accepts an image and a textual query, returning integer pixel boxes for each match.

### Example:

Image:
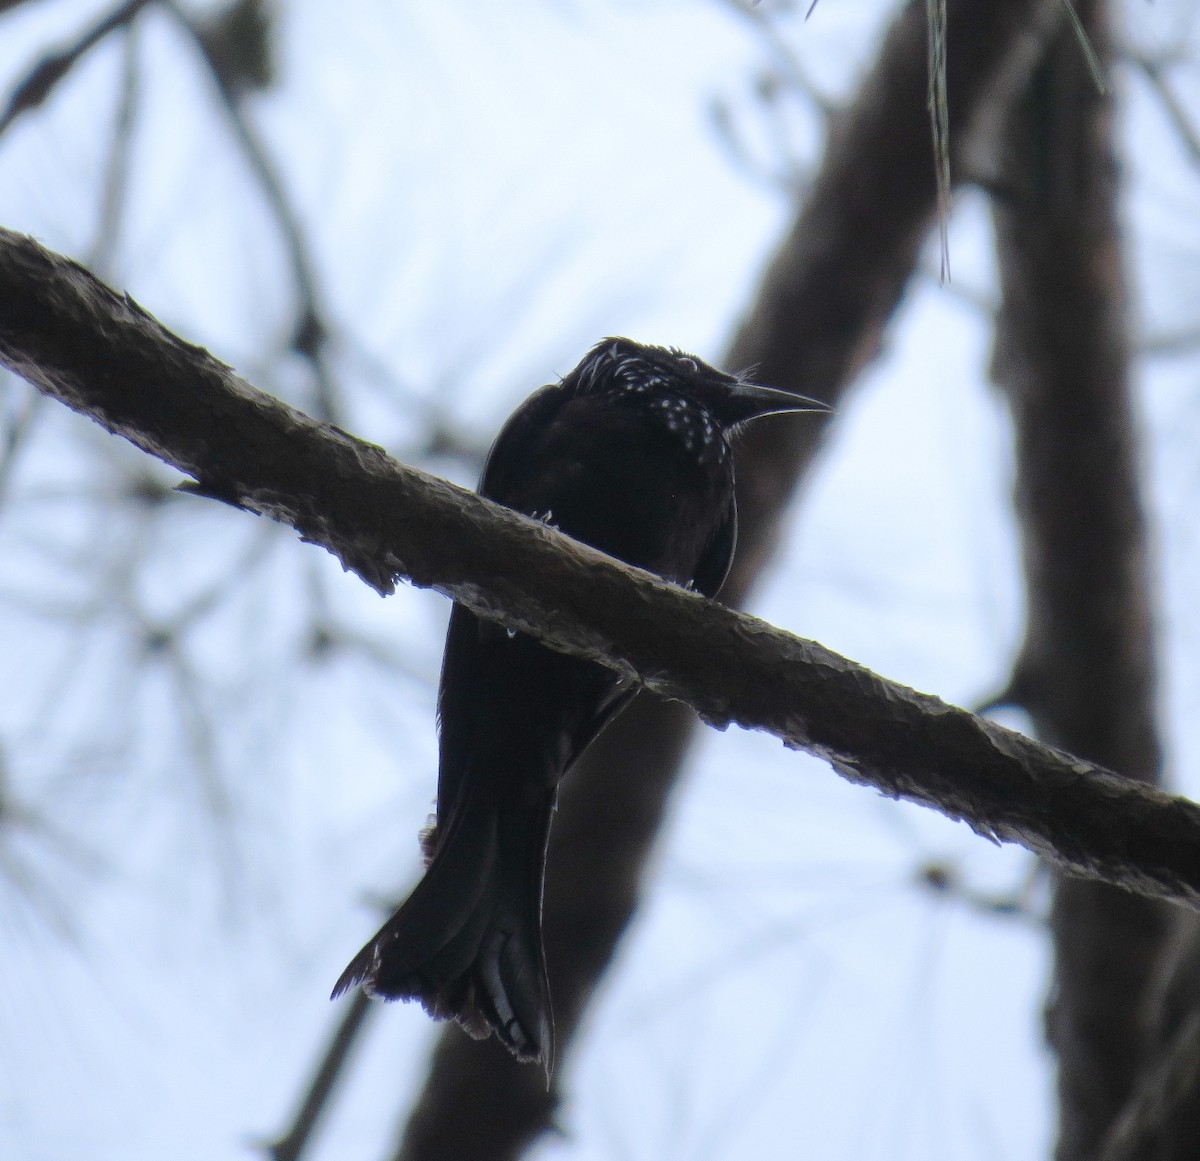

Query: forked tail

[332,784,555,1067]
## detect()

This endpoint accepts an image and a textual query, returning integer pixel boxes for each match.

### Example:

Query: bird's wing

[476,383,565,502]
[690,496,737,600]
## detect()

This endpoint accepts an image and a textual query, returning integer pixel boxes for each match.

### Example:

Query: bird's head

[566,337,829,432]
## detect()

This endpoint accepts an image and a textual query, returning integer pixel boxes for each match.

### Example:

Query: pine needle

[926,0,951,282]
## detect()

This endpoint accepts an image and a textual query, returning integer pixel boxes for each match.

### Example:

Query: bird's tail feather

[332,782,555,1067]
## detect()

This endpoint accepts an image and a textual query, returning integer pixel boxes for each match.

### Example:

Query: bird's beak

[724,380,831,425]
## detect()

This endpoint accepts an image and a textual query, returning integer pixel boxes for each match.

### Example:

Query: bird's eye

[676,356,699,373]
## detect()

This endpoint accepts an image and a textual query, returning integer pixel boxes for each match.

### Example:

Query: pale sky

[2,1,1199,1158]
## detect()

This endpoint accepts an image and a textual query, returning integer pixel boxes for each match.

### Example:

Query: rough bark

[989,2,1172,1158]
[1101,911,1200,1161]
[7,226,1200,912]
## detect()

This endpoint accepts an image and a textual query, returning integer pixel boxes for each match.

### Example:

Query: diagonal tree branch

[3,227,1200,913]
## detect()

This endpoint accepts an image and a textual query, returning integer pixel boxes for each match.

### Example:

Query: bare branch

[1124,49,1200,168]
[162,2,339,422]
[265,990,377,1161]
[0,0,152,137]
[0,380,43,510]
[89,23,142,277]
[715,0,834,117]
[4,228,1200,919]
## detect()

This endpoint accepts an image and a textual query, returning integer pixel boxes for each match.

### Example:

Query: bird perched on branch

[332,337,827,1067]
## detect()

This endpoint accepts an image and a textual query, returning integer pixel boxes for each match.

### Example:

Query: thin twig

[89,23,143,277]
[715,0,834,116]
[162,2,341,423]
[1125,51,1200,167]
[264,990,377,1161]
[0,0,153,137]
[926,0,951,281]
[0,380,43,512]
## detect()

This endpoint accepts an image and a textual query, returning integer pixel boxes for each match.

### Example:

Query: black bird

[332,337,827,1065]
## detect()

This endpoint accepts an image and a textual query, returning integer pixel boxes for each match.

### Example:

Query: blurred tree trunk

[990,1,1173,1157]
